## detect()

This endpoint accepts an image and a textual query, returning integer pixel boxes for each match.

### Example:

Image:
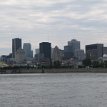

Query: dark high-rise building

[12,38,22,58]
[86,44,103,60]
[64,46,73,59]
[39,42,51,60]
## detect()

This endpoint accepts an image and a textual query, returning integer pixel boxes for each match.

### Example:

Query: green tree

[82,59,91,67]
[92,61,99,68]
[54,61,61,68]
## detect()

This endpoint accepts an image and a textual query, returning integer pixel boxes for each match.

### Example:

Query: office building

[35,49,39,55]
[12,38,22,58]
[103,47,107,55]
[52,46,62,63]
[75,49,85,61]
[39,42,51,60]
[86,44,103,60]
[68,39,80,50]
[15,49,25,64]
[64,39,80,59]
[23,43,33,59]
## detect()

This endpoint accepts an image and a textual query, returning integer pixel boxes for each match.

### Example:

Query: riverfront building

[86,44,103,60]
[12,38,22,58]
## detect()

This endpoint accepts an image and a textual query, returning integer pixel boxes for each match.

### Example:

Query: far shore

[0,68,107,74]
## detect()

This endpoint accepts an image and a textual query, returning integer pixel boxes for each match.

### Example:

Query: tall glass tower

[12,38,22,58]
[23,43,33,58]
[39,42,51,60]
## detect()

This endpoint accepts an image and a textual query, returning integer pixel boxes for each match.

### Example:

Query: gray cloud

[0,0,107,55]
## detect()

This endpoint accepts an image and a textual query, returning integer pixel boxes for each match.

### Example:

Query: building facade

[86,44,103,60]
[75,49,85,61]
[12,38,22,58]
[64,39,80,59]
[23,43,33,59]
[15,49,26,64]
[39,42,51,65]
[52,46,62,63]
[103,47,107,55]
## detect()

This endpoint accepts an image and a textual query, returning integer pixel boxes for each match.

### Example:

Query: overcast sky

[0,0,107,55]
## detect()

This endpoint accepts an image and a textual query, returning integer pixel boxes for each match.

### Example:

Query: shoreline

[0,68,107,74]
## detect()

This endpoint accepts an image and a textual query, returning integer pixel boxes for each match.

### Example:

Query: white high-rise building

[15,49,26,64]
[52,46,62,62]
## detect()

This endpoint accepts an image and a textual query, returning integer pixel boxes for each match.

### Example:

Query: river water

[0,73,107,107]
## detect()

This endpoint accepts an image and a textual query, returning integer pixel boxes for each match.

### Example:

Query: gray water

[0,73,107,107]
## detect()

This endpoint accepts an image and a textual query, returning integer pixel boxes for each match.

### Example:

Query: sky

[0,0,107,55]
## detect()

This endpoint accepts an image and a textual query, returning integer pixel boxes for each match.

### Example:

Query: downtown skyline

[0,37,107,56]
[1,0,107,55]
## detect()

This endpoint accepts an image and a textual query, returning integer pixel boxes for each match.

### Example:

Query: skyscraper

[12,38,22,58]
[23,43,33,59]
[64,39,80,59]
[39,42,51,60]
[68,39,80,51]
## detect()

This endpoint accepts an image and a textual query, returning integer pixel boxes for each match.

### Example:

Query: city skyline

[1,0,107,55]
[1,37,107,56]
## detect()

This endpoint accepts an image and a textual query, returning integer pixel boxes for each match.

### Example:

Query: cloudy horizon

[0,0,107,55]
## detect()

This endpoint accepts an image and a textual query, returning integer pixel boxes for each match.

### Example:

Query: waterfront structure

[23,43,33,59]
[39,42,51,65]
[86,44,103,60]
[64,39,80,59]
[12,38,22,58]
[15,49,26,64]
